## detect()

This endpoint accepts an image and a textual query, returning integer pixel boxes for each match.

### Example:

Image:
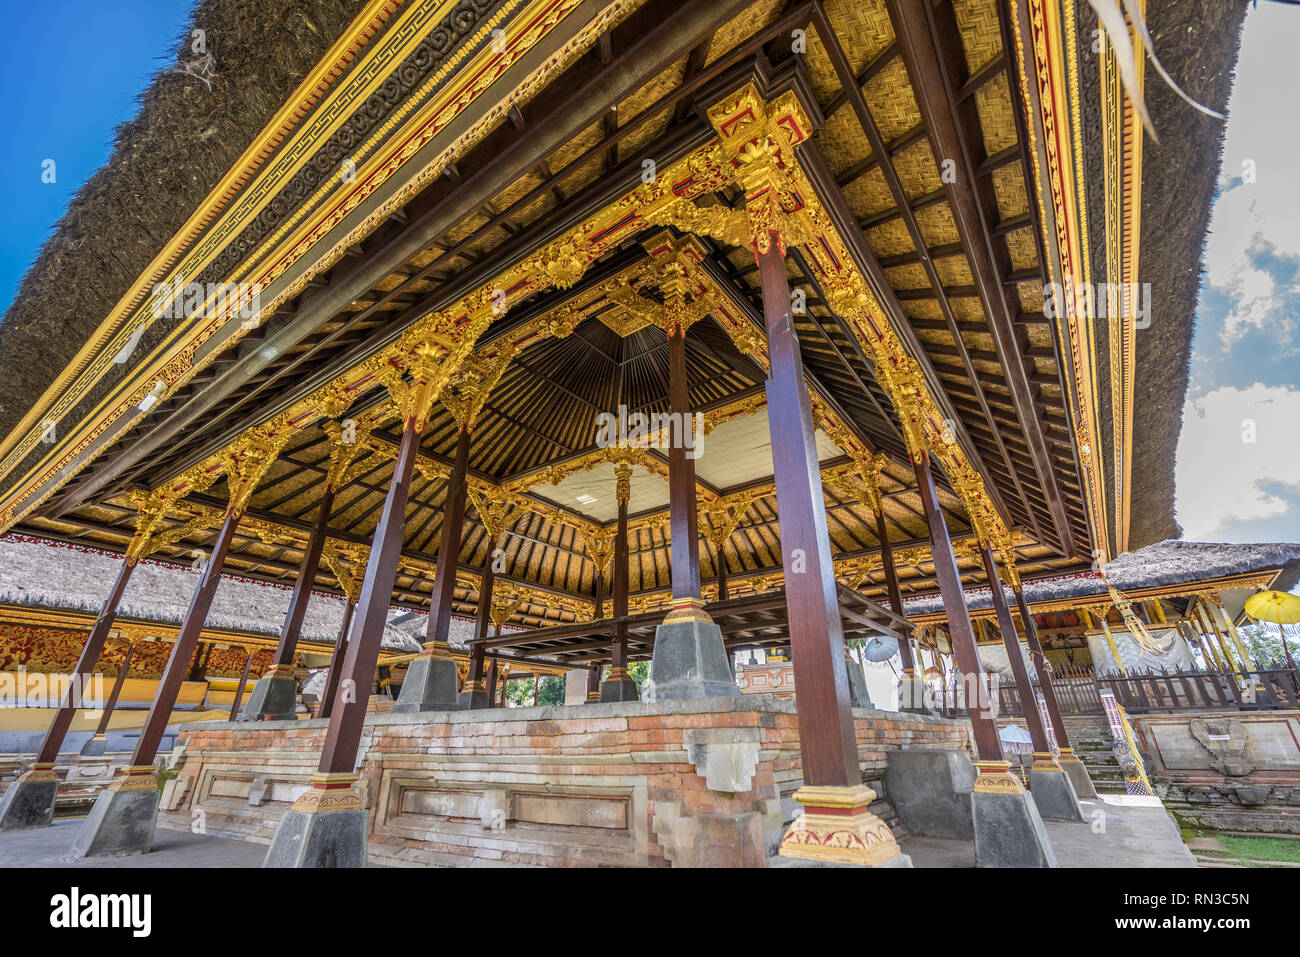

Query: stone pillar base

[778,785,911,867]
[70,766,159,858]
[79,732,108,756]
[238,670,298,721]
[846,656,873,709]
[1058,748,1099,799]
[898,675,935,715]
[0,765,59,830]
[882,749,974,839]
[263,774,368,868]
[650,601,738,701]
[457,682,490,710]
[392,652,459,713]
[1028,754,1086,821]
[971,761,1056,868]
[600,669,640,702]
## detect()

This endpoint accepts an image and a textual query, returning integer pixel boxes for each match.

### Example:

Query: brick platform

[159,696,971,867]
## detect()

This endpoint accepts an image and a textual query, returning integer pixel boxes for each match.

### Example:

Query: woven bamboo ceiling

[20,0,1092,630]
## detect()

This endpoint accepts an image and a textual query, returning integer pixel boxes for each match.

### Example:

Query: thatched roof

[0,533,419,651]
[0,0,369,442]
[903,539,1300,617]
[1110,0,1249,547]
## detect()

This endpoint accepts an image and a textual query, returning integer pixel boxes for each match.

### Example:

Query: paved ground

[900,793,1197,868]
[0,819,267,868]
[0,793,1195,868]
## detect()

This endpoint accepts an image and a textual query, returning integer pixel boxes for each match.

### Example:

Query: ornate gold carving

[973,760,1025,794]
[779,784,903,866]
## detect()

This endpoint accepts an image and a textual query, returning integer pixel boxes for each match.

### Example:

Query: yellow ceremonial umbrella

[1244,590,1300,668]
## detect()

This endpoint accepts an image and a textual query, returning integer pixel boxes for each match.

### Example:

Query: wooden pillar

[1015,586,1072,751]
[666,326,702,604]
[757,244,859,788]
[316,413,423,775]
[875,508,914,672]
[318,599,355,721]
[81,641,135,755]
[714,530,730,601]
[32,557,136,766]
[271,486,335,669]
[912,450,1002,761]
[602,461,636,700]
[487,658,500,706]
[228,652,254,721]
[980,542,1051,757]
[463,554,494,703]
[129,504,243,768]
[428,426,472,654]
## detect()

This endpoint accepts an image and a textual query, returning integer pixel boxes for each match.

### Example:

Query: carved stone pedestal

[846,655,873,709]
[70,765,159,858]
[1058,747,1098,799]
[392,651,459,713]
[898,674,935,715]
[971,761,1056,868]
[263,774,368,868]
[650,600,738,701]
[238,666,298,721]
[599,668,640,702]
[883,749,974,839]
[0,764,59,830]
[457,679,491,710]
[778,785,912,867]
[1028,754,1086,821]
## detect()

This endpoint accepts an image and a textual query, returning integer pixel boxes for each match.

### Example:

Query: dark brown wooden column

[271,485,335,668]
[316,415,423,775]
[228,652,254,720]
[32,557,136,766]
[1015,585,1072,751]
[666,325,702,603]
[426,425,471,653]
[980,542,1051,756]
[462,554,494,706]
[81,641,135,756]
[875,507,914,672]
[318,599,355,721]
[601,462,638,701]
[757,243,859,788]
[129,504,243,768]
[714,542,729,601]
[912,449,1002,761]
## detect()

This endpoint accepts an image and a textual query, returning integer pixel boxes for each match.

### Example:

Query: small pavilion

[0,0,1262,867]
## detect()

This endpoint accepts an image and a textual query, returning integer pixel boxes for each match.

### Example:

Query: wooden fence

[929,663,1300,718]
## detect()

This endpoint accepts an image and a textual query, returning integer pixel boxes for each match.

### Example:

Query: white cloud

[1203,6,1300,294]
[1175,383,1300,539]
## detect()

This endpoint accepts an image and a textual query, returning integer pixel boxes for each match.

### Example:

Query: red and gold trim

[290,772,363,813]
[779,784,903,866]
[109,765,160,793]
[972,760,1025,794]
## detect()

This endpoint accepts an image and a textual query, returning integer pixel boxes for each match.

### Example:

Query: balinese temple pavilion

[0,0,1277,868]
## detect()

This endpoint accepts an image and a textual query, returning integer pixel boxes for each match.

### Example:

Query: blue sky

[1173,2,1300,545]
[0,1,195,309]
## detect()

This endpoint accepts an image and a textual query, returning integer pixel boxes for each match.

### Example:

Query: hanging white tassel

[1087,0,1226,143]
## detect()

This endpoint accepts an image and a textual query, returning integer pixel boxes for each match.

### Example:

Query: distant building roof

[0,534,421,652]
[902,540,1300,617]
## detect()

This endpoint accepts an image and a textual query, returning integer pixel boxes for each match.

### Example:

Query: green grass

[1218,835,1300,864]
